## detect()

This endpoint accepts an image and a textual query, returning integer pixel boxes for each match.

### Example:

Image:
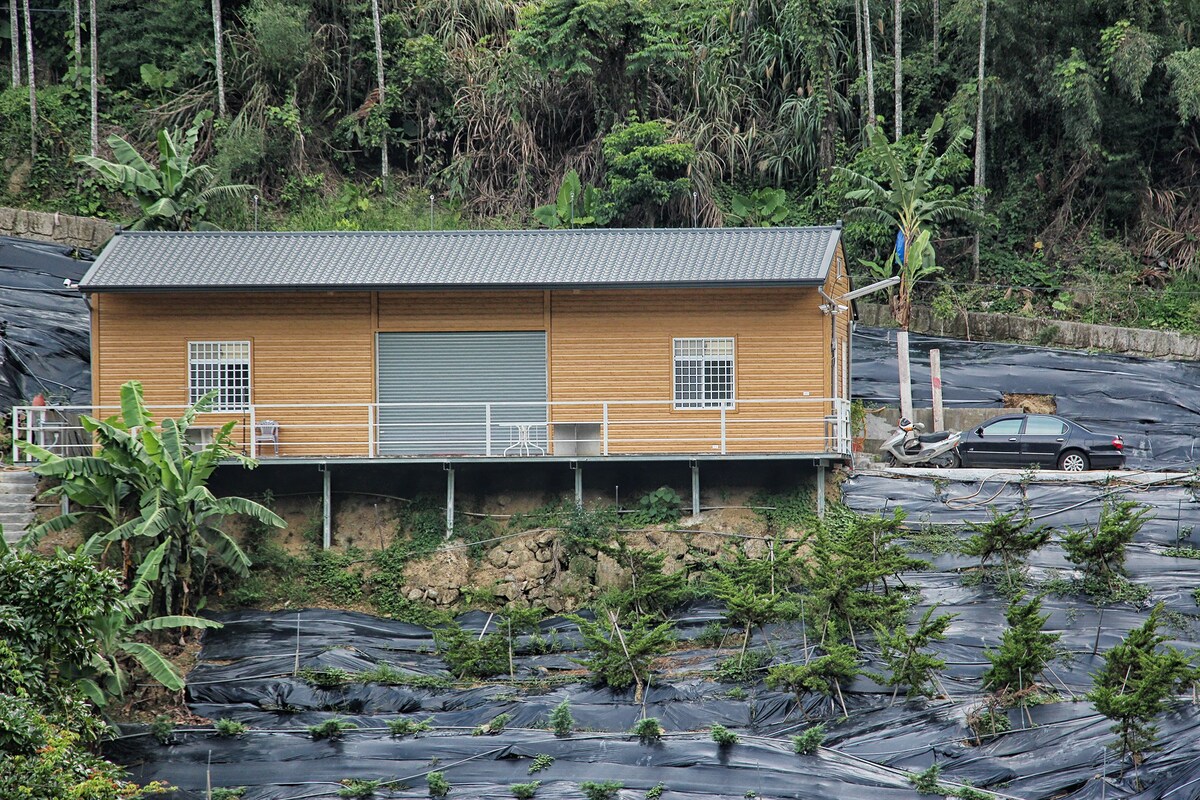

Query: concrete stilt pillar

[445,465,455,538]
[573,462,583,508]
[816,462,826,519]
[691,461,700,517]
[322,465,332,550]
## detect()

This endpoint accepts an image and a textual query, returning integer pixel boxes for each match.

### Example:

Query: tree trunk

[971,0,989,281]
[22,0,35,161]
[893,0,902,140]
[369,0,388,183]
[863,0,876,123]
[89,0,97,156]
[897,329,914,421]
[211,0,226,117]
[72,0,81,88]
[933,0,940,63]
[854,0,864,122]
[8,0,19,86]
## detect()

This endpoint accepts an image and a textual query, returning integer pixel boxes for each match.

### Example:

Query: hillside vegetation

[3,0,1200,330]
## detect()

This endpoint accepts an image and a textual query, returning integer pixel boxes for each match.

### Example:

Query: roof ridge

[119,226,840,238]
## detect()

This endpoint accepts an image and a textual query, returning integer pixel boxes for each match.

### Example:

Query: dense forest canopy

[3,0,1200,329]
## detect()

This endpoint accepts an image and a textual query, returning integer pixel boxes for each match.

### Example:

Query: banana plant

[532,169,600,228]
[23,380,285,617]
[75,110,253,231]
[76,540,222,706]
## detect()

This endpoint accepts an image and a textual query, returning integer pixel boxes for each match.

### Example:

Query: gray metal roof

[79,226,842,292]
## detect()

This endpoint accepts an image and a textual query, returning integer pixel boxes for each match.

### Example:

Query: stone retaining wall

[399,525,791,611]
[857,302,1200,361]
[0,207,115,251]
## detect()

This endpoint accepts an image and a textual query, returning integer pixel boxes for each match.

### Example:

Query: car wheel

[1058,450,1089,472]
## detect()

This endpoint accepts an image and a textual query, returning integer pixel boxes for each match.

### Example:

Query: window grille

[673,338,735,409]
[188,341,250,411]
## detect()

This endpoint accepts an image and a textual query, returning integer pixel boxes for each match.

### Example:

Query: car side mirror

[975,427,984,436]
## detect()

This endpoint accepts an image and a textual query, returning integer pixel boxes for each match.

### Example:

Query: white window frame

[673,337,736,410]
[188,341,251,412]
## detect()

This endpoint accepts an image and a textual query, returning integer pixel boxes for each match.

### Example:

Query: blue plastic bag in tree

[894,230,906,265]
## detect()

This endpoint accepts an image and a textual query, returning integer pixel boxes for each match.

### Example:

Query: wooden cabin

[12,227,851,475]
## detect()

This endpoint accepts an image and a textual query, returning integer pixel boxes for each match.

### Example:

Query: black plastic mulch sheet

[109,473,1200,800]
[0,235,92,411]
[852,326,1200,469]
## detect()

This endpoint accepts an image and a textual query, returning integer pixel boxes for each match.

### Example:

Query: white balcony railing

[11,397,851,462]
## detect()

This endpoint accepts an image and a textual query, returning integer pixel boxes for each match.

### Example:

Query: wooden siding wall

[547,283,833,454]
[92,268,842,457]
[93,292,375,456]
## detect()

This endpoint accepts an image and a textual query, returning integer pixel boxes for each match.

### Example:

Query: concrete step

[2,528,26,545]
[0,511,34,526]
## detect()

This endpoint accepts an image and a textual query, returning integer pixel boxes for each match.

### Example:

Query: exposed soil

[1002,392,1057,414]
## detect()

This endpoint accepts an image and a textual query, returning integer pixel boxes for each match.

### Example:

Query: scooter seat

[917,430,952,444]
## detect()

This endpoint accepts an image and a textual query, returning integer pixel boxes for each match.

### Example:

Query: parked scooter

[880,418,963,468]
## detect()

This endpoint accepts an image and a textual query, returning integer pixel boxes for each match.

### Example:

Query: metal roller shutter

[376,331,548,455]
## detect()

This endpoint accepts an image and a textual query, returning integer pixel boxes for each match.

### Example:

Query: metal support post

[572,461,582,507]
[445,464,455,539]
[816,462,826,519]
[321,465,332,550]
[690,460,700,518]
[931,348,944,432]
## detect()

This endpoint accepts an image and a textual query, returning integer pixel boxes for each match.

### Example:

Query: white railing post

[249,405,257,459]
[602,402,609,456]
[11,408,19,462]
[368,404,376,458]
[485,403,492,456]
[720,406,727,455]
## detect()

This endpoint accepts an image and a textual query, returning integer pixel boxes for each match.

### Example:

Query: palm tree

[76,112,254,230]
[893,0,902,139]
[21,0,34,160]
[211,0,226,116]
[89,0,97,157]
[837,115,983,419]
[8,0,19,86]
[369,0,388,183]
[972,0,989,280]
[72,0,81,87]
[862,0,875,122]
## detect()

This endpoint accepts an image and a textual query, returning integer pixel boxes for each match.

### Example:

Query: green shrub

[212,790,247,800]
[150,716,175,745]
[695,621,727,648]
[791,724,825,754]
[435,626,508,679]
[911,764,943,794]
[299,667,356,689]
[714,649,772,683]
[549,699,573,737]
[632,486,683,525]
[710,723,738,746]
[632,717,664,743]
[528,753,554,774]
[472,712,512,736]
[581,781,623,800]
[309,718,357,741]
[338,779,381,798]
[646,784,666,800]
[510,781,540,799]
[388,717,434,737]
[427,771,451,798]
[213,718,248,737]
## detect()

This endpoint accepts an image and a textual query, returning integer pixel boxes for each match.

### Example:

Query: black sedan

[959,414,1125,471]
